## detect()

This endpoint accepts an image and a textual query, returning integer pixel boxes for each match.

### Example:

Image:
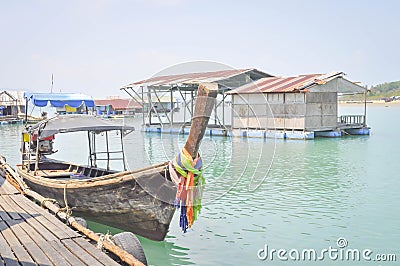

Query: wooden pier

[0,174,122,265]
[0,166,126,265]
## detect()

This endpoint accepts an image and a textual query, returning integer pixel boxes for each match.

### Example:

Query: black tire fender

[73,217,87,228]
[111,232,147,265]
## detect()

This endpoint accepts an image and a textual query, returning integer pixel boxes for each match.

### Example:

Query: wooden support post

[183,83,218,158]
[363,87,367,127]
[24,98,28,124]
[170,88,174,127]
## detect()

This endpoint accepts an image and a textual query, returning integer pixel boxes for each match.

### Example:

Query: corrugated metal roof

[227,72,345,94]
[123,68,271,87]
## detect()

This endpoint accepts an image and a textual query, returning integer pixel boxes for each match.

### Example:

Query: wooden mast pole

[183,83,218,159]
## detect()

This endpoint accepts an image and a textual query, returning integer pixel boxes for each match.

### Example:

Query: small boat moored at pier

[17,84,217,241]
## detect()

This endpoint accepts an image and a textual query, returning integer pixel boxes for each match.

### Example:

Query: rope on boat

[58,182,73,218]
[97,234,105,249]
[40,198,58,207]
[170,147,205,233]
[97,231,113,250]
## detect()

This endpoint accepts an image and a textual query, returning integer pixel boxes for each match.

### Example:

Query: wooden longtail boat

[17,84,217,241]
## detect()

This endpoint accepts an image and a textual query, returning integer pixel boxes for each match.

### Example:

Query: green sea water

[0,105,399,265]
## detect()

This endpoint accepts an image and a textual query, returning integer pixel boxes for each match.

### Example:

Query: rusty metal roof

[123,68,272,88]
[227,72,345,94]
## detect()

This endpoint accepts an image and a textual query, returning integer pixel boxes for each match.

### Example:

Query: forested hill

[370,80,400,97]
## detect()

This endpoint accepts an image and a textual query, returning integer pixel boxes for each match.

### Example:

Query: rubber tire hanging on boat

[73,217,87,228]
[111,232,147,265]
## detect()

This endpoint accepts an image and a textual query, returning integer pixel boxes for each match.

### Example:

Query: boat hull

[17,162,177,241]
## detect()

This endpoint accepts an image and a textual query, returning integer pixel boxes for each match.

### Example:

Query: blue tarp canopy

[24,93,95,108]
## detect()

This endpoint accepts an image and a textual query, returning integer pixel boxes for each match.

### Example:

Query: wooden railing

[338,115,365,125]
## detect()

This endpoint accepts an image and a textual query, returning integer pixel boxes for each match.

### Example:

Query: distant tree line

[340,80,400,101]
[369,80,400,99]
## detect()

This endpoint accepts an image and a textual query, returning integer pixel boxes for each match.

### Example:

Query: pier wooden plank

[13,196,75,240]
[0,221,32,266]
[6,219,53,266]
[62,238,104,266]
[51,240,87,266]
[73,237,121,266]
[37,240,71,266]
[2,195,29,219]
[0,172,18,195]
[8,195,59,242]
[8,244,36,266]
[24,241,53,265]
[0,220,20,247]
[0,173,123,266]
[0,222,20,266]
[15,194,79,239]
[0,195,22,220]
[16,219,71,266]
[0,203,12,221]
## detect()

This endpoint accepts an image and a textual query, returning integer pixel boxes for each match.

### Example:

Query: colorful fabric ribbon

[169,147,205,233]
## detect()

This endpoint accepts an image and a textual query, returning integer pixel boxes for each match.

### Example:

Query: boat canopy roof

[24,92,95,108]
[28,115,135,139]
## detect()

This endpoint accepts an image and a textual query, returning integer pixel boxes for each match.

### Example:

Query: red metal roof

[227,72,344,94]
[124,68,271,87]
[94,99,141,110]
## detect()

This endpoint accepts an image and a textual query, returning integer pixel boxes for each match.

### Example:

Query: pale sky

[1,0,399,97]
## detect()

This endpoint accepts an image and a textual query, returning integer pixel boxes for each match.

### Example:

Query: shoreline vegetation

[340,79,400,103]
[339,100,400,106]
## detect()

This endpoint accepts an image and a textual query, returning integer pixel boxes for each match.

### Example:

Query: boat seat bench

[32,163,117,180]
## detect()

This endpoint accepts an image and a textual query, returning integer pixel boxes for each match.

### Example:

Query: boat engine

[31,134,56,154]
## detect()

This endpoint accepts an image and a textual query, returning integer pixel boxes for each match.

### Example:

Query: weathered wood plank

[22,213,59,242]
[15,195,79,239]
[2,195,28,217]
[0,196,22,220]
[6,219,34,245]
[62,238,103,266]
[6,219,53,265]
[37,240,71,266]
[0,175,19,195]
[0,203,11,221]
[51,240,87,266]
[0,220,21,248]
[8,244,36,266]
[16,219,70,266]
[0,222,20,266]
[8,194,59,242]
[73,237,120,266]
[24,242,53,265]
[0,254,19,266]
[0,221,32,266]
[12,196,74,240]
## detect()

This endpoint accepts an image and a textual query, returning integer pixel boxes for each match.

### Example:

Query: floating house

[121,68,272,128]
[94,98,142,117]
[226,72,369,139]
[0,90,25,124]
[122,69,369,139]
